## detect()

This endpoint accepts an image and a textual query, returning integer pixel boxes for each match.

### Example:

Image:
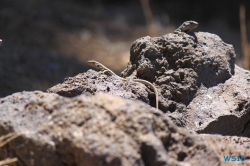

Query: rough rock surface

[1,31,250,165]
[187,65,250,136]
[47,70,156,108]
[122,32,235,106]
[48,31,250,137]
[0,91,249,166]
[120,32,249,137]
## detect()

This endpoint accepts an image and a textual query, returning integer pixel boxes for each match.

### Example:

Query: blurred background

[0,0,249,97]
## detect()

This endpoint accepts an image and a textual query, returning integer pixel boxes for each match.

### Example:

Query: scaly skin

[174,21,199,33]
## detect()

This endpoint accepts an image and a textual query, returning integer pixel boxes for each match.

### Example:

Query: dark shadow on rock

[197,114,250,137]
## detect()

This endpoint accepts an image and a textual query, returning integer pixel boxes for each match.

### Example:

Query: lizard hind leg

[122,78,132,90]
[101,70,107,74]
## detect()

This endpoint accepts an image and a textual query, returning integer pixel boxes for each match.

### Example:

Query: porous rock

[48,31,249,137]
[187,65,250,136]
[47,69,156,108]
[122,32,235,112]
[0,91,249,165]
[121,31,250,137]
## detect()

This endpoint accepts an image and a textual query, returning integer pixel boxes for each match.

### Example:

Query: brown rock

[47,70,155,108]
[48,31,249,137]
[0,91,249,165]
[2,31,249,165]
[187,65,250,136]
[122,32,235,111]
[120,31,249,138]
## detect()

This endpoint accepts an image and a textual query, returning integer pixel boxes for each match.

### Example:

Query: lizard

[174,21,199,34]
[154,21,199,50]
[87,60,158,109]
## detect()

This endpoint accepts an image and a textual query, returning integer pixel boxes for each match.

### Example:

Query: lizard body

[174,21,199,33]
[87,60,158,109]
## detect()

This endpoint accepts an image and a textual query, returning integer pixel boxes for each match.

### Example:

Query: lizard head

[87,60,101,70]
[181,21,199,32]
